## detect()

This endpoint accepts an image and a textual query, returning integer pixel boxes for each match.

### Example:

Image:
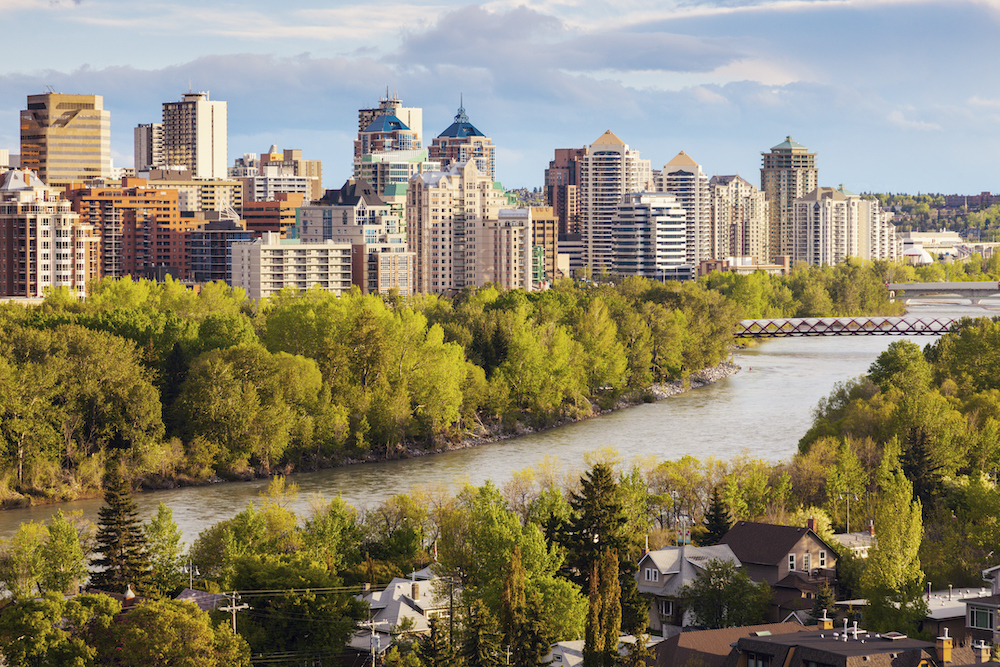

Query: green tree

[0,592,120,667]
[415,617,454,667]
[811,583,836,622]
[501,546,527,648]
[599,548,622,667]
[144,502,185,595]
[461,598,502,667]
[41,510,88,595]
[902,426,943,510]
[700,487,731,545]
[0,521,47,599]
[678,559,771,629]
[90,459,151,594]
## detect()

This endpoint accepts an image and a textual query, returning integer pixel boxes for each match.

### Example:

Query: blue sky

[1,0,998,193]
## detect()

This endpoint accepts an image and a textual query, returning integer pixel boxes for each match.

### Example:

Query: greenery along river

[0,300,984,545]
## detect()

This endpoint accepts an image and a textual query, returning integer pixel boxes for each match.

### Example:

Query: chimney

[975,642,990,663]
[819,608,834,631]
[807,517,817,532]
[936,628,952,664]
[869,519,875,537]
[411,582,420,601]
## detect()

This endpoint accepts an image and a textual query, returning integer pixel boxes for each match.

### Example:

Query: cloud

[886,110,941,131]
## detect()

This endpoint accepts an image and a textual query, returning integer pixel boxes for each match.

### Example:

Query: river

[0,301,992,544]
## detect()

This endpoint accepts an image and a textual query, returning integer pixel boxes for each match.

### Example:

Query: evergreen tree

[583,560,603,667]
[599,548,621,667]
[501,546,527,648]
[566,463,629,584]
[513,592,553,667]
[415,617,453,667]
[90,459,151,594]
[902,426,943,510]
[700,487,731,545]
[461,598,502,667]
[811,582,836,622]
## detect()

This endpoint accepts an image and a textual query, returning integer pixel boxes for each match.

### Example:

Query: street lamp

[838,493,858,534]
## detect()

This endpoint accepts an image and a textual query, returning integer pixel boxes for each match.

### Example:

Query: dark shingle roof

[319,179,385,207]
[655,622,809,667]
[719,522,834,566]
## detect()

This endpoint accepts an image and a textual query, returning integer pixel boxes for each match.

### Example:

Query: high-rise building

[544,148,587,236]
[709,175,769,263]
[189,215,252,284]
[260,147,322,200]
[529,206,559,284]
[354,149,440,205]
[142,170,242,213]
[134,123,163,172]
[428,104,496,182]
[577,131,653,273]
[662,151,711,265]
[407,161,506,294]
[358,94,423,148]
[790,187,858,266]
[0,169,101,297]
[232,231,353,300]
[162,92,228,180]
[241,192,305,238]
[761,136,817,261]
[611,192,687,279]
[20,93,111,188]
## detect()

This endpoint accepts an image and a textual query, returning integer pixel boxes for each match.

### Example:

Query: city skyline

[1,0,997,193]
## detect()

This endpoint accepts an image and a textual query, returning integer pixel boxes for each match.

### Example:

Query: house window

[971,608,995,630]
[788,554,796,571]
[644,568,659,582]
[747,652,770,667]
[804,553,811,571]
[658,599,673,617]
[819,551,827,568]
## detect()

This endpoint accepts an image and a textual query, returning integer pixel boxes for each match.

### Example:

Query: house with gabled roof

[349,569,454,656]
[635,544,741,635]
[719,520,838,622]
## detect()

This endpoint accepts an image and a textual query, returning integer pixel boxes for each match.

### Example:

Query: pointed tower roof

[771,136,808,150]
[437,100,485,138]
[363,114,411,133]
[666,150,699,167]
[591,130,625,146]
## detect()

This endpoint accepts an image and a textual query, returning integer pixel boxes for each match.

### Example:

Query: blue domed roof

[363,113,410,133]
[437,104,485,138]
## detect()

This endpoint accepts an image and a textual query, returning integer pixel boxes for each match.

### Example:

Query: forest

[0,259,905,504]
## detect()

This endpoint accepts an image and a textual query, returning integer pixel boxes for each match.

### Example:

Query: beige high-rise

[709,175,769,263]
[162,92,228,179]
[662,151,711,265]
[761,136,817,261]
[20,93,111,187]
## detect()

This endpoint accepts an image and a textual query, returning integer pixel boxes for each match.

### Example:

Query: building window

[819,551,827,568]
[804,553,811,571]
[657,599,672,617]
[747,652,770,667]
[644,568,659,583]
[971,608,994,630]
[788,554,796,571]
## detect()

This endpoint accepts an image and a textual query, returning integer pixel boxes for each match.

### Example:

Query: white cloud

[887,110,941,131]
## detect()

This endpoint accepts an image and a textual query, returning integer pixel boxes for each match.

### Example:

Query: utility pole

[357,618,388,667]
[219,592,248,633]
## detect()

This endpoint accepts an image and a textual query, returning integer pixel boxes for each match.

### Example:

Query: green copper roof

[771,135,808,150]
[383,183,409,196]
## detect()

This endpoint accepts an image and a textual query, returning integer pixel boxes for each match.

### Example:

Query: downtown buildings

[20,93,111,188]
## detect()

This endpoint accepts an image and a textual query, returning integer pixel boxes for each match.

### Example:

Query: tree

[501,546,527,648]
[700,487,731,545]
[811,582,836,622]
[565,463,630,583]
[90,459,151,594]
[678,559,771,629]
[902,426,943,510]
[41,510,88,595]
[415,617,454,667]
[0,521,46,599]
[144,502,185,596]
[513,592,554,667]
[0,592,120,667]
[599,548,622,667]
[461,598,502,667]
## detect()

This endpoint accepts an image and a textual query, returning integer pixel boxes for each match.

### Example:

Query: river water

[0,301,992,545]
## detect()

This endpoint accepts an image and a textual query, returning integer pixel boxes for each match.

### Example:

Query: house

[653,622,809,667]
[832,521,876,558]
[635,544,741,635]
[719,520,838,622]
[349,569,455,656]
[546,635,664,667]
[721,619,987,667]
[962,564,1000,647]
[175,588,228,613]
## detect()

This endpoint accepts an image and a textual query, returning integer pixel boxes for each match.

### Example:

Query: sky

[1,0,998,193]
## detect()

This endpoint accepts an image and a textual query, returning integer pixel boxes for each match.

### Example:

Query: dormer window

[788,554,796,571]
[644,568,659,582]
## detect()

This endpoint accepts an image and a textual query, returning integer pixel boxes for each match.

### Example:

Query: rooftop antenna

[45,85,56,93]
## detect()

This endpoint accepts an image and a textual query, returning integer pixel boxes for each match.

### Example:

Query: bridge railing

[736,316,957,338]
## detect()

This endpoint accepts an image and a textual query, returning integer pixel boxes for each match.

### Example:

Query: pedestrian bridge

[736,316,956,338]
[887,281,1000,305]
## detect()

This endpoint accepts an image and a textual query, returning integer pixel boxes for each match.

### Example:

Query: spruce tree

[701,487,731,545]
[902,426,943,510]
[415,617,453,667]
[461,599,502,667]
[90,459,151,594]
[513,592,553,667]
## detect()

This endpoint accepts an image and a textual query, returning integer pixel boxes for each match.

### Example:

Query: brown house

[719,521,838,622]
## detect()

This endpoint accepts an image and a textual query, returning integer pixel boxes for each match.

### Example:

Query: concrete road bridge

[887,281,1000,305]
[736,316,957,338]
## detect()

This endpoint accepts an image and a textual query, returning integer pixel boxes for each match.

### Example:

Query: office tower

[761,136,817,260]
[65,177,192,279]
[428,103,496,181]
[358,93,423,148]
[162,92,228,179]
[529,205,559,284]
[709,175,769,263]
[611,192,687,279]
[544,148,587,235]
[662,151,711,265]
[134,123,163,172]
[577,131,653,273]
[20,93,111,187]
[407,161,506,294]
[0,169,101,297]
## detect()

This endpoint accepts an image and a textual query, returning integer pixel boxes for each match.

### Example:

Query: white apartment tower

[162,92,228,179]
[709,175,769,263]
[611,192,687,279]
[791,187,859,266]
[407,161,507,294]
[662,151,711,265]
[578,131,653,273]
